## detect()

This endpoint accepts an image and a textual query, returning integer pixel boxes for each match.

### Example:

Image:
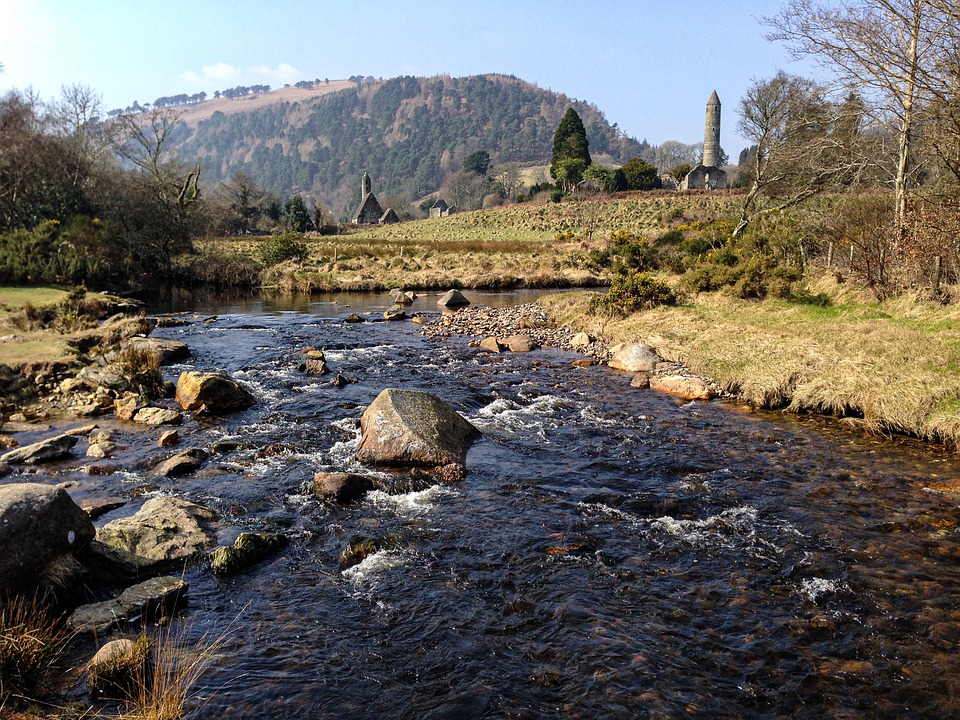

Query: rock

[133,407,183,426]
[630,372,652,389]
[115,393,149,421]
[571,359,595,368]
[67,576,189,635]
[158,429,180,447]
[504,334,537,353]
[77,366,131,393]
[649,375,716,401]
[0,432,78,464]
[208,532,289,576]
[608,343,661,372]
[88,636,152,698]
[389,288,414,305]
[0,435,17,449]
[570,332,593,349]
[152,448,208,477]
[479,337,502,353]
[356,388,480,468]
[0,483,96,592]
[176,371,254,413]
[86,441,115,459]
[314,471,375,504]
[437,289,470,308]
[383,304,408,321]
[97,497,217,563]
[78,539,175,583]
[81,497,127,520]
[65,423,99,437]
[123,337,191,365]
[0,462,11,478]
[303,358,330,376]
[332,372,357,388]
[344,313,366,323]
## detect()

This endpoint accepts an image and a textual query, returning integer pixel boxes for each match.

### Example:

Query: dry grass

[117,622,227,720]
[0,595,70,711]
[542,274,960,445]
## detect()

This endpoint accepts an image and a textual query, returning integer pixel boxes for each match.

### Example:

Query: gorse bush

[259,231,308,266]
[0,217,129,288]
[589,272,677,317]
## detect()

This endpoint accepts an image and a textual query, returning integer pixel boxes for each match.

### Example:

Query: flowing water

[41,291,960,718]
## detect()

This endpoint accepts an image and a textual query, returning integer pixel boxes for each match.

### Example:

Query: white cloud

[249,63,303,84]
[178,62,302,90]
[203,62,242,81]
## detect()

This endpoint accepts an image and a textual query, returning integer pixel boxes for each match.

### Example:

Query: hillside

[167,74,652,217]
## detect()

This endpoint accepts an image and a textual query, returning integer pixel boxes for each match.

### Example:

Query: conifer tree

[550,108,591,188]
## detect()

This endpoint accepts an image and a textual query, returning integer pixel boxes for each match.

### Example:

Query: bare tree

[735,72,869,237]
[766,0,955,229]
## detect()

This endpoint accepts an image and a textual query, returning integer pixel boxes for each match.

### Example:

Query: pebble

[419,304,613,362]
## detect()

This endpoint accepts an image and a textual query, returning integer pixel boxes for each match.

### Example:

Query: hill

[166,74,652,217]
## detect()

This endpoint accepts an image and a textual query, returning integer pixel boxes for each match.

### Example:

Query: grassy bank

[542,275,960,446]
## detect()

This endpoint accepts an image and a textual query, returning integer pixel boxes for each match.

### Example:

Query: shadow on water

[20,290,960,718]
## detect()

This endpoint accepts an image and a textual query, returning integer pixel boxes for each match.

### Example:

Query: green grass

[0,287,69,314]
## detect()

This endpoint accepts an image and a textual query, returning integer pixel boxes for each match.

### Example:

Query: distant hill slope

[167,74,651,217]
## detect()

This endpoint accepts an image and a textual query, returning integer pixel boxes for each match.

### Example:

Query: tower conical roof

[708,90,720,106]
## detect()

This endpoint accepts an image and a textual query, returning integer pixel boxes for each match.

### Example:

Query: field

[196,191,743,293]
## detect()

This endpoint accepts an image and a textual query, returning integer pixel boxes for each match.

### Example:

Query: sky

[0,0,814,157]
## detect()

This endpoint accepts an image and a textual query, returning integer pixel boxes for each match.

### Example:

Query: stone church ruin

[681,90,728,191]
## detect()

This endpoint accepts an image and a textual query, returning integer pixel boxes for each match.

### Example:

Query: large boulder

[96,497,218,563]
[122,337,190,366]
[0,483,95,591]
[0,432,78,464]
[356,388,480,468]
[608,343,661,372]
[437,289,470,308]
[175,371,254,413]
[649,375,716,401]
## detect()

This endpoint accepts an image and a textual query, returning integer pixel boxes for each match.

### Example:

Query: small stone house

[429,198,456,218]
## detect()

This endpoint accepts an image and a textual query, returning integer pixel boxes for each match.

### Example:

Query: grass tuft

[0,594,70,709]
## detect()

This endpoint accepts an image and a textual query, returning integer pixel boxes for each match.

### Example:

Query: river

[59,290,960,717]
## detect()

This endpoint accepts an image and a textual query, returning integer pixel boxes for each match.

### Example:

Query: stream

[24,290,960,718]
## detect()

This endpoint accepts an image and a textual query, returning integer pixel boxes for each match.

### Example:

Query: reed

[0,594,70,710]
[118,622,227,720]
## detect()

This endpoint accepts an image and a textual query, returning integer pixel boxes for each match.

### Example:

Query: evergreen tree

[550,108,591,188]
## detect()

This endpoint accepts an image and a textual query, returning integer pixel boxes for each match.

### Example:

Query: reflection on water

[21,292,960,718]
[146,286,566,317]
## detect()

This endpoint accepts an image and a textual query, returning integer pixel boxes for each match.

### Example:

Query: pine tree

[550,108,591,187]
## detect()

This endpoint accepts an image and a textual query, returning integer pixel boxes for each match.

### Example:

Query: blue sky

[0,0,810,156]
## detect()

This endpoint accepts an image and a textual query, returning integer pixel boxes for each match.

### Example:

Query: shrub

[590,272,677,317]
[259,232,308,266]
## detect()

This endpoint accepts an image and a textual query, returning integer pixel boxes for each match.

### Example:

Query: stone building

[681,90,728,191]
[429,198,456,218]
[352,172,386,224]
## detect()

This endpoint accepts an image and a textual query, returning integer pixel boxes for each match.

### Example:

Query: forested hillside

[168,74,652,216]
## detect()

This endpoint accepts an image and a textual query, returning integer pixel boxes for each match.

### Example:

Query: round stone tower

[703,90,721,168]
[361,171,372,199]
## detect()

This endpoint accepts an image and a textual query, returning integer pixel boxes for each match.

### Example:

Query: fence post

[933,254,942,293]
